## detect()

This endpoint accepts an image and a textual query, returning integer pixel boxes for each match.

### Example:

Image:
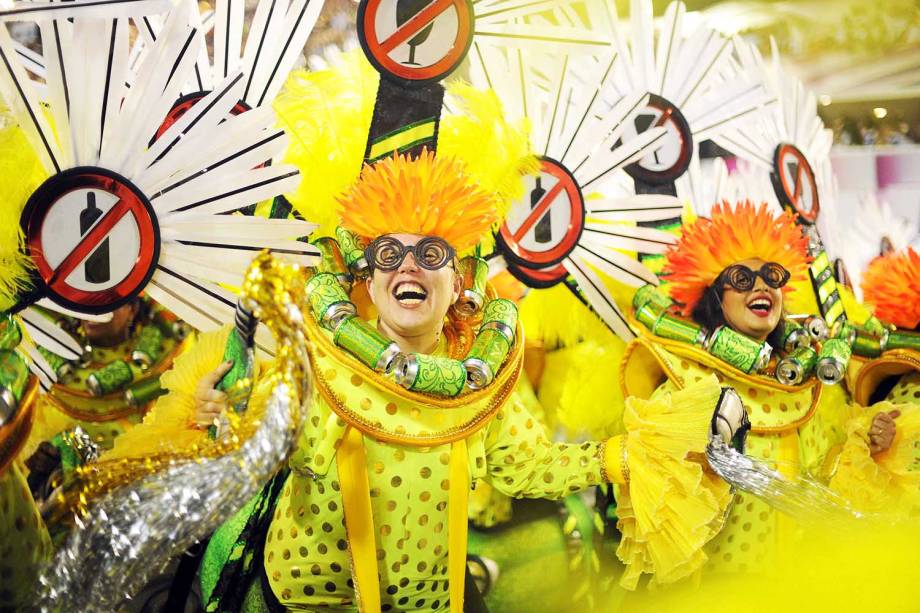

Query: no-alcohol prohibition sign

[358,0,474,84]
[771,143,820,223]
[621,94,693,185]
[21,167,159,314]
[497,157,585,271]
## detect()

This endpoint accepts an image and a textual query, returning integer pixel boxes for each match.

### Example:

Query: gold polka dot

[325,368,337,381]
[440,479,450,490]
[420,467,432,478]
[272,570,281,582]
[299,546,308,557]
[351,374,364,386]
[543,473,554,484]
[374,461,385,474]
[419,514,429,526]
[433,522,443,534]
[311,564,322,575]
[282,588,292,599]
[394,449,406,461]
[360,398,373,411]
[763,404,771,413]
[291,567,301,578]
[386,403,398,415]
[283,549,291,560]
[779,402,788,412]
[420,491,431,502]
[395,425,407,435]
[380,524,392,536]
[748,388,758,398]
[315,453,325,465]
[290,526,299,539]
[386,500,397,511]
[391,476,403,487]
[742,522,752,531]
[509,426,518,436]
[267,551,275,562]
[417,538,428,549]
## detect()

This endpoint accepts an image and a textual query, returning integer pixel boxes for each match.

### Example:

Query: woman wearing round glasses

[617,200,908,582]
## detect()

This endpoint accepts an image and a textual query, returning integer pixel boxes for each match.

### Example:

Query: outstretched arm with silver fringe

[37,252,311,612]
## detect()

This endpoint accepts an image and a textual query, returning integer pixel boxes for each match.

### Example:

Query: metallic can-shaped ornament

[36,346,71,377]
[0,350,31,424]
[781,319,809,352]
[393,353,466,397]
[851,329,883,358]
[131,325,164,366]
[306,272,357,331]
[335,226,369,276]
[833,321,857,346]
[86,360,134,397]
[775,345,819,385]
[706,326,772,374]
[124,377,167,408]
[464,328,512,390]
[480,299,518,338]
[862,316,889,337]
[312,236,353,292]
[652,314,708,346]
[632,284,673,312]
[815,338,852,385]
[455,257,488,318]
[635,303,664,331]
[0,314,21,352]
[803,316,829,342]
[885,330,920,353]
[334,317,400,373]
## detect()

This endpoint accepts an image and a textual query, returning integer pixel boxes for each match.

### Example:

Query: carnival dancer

[621,200,918,581]
[92,52,745,611]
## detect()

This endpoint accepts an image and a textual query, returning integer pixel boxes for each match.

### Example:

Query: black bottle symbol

[396,0,434,66]
[80,192,111,284]
[531,176,552,244]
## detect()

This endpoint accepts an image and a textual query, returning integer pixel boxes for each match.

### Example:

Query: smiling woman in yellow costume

[103,54,752,612]
[620,201,919,579]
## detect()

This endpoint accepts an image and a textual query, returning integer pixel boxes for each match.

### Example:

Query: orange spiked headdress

[664,200,811,316]
[337,150,501,252]
[861,247,920,330]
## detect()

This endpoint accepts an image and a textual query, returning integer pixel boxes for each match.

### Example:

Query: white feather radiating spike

[575,239,660,286]
[581,222,677,255]
[563,253,636,341]
[252,0,325,107]
[36,18,76,167]
[0,25,63,173]
[20,308,82,359]
[148,265,238,327]
[158,251,247,288]
[566,91,648,173]
[0,0,170,22]
[213,0,245,80]
[12,40,44,78]
[654,0,684,95]
[575,126,667,191]
[586,194,683,222]
[138,102,275,194]
[36,299,114,323]
[154,164,301,217]
[238,0,288,105]
[19,340,55,390]
[148,129,290,208]
[160,215,317,241]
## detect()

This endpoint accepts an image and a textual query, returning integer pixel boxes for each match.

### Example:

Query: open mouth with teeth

[393,281,429,306]
[746,295,774,318]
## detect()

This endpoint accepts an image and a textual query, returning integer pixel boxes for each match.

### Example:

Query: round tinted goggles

[719,262,791,292]
[365,236,456,272]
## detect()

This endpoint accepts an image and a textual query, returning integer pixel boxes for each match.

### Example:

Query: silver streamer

[706,438,868,526]
[36,257,313,612]
[37,383,304,611]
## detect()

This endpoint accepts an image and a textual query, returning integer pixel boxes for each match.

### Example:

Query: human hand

[868,409,899,455]
[193,360,233,429]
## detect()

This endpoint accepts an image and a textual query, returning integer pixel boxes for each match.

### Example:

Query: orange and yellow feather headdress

[664,200,811,316]
[861,247,920,330]
[337,151,499,252]
[275,52,536,253]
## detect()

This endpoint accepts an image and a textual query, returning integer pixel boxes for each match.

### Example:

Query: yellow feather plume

[337,150,500,251]
[0,117,47,311]
[274,52,536,247]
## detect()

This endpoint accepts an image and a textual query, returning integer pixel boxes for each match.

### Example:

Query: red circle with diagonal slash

[358,0,473,84]
[771,143,820,224]
[21,167,159,315]
[497,157,585,269]
[506,260,568,289]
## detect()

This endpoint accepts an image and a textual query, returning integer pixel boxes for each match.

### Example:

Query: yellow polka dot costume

[618,209,920,578]
[105,53,742,611]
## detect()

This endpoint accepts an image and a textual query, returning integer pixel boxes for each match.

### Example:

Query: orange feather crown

[337,150,501,252]
[663,200,811,316]
[861,247,920,330]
